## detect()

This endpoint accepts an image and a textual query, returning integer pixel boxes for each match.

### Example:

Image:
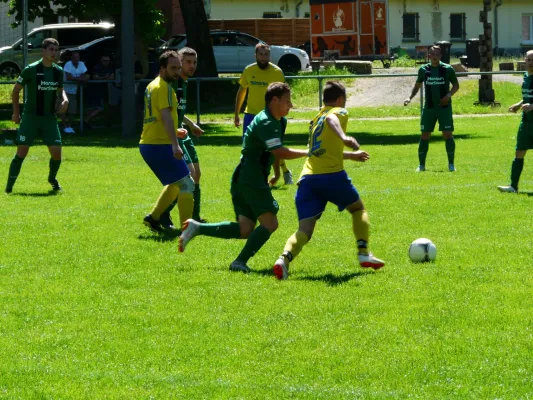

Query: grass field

[1,115,533,398]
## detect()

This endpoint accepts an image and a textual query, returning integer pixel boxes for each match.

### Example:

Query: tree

[179,0,217,77]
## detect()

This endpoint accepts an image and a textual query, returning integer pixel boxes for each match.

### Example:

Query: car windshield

[166,36,187,47]
[235,34,261,46]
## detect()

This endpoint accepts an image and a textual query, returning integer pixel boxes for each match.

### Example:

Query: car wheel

[0,64,20,79]
[278,55,301,74]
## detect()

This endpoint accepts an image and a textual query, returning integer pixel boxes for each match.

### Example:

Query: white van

[0,22,115,77]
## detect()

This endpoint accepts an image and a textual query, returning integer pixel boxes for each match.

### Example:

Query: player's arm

[270,146,307,160]
[404,82,422,106]
[161,108,183,159]
[56,87,69,114]
[440,71,459,106]
[509,100,524,113]
[183,115,204,137]
[269,157,281,186]
[326,113,360,150]
[343,150,369,162]
[11,83,23,123]
[234,85,247,127]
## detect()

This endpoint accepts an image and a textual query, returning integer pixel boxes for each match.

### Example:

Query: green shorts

[179,136,199,165]
[17,114,62,146]
[421,106,454,133]
[516,121,533,151]
[230,166,279,222]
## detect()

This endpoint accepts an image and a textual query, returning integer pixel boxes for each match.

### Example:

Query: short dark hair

[429,45,442,54]
[42,38,59,49]
[265,82,290,105]
[322,81,346,103]
[159,50,181,68]
[179,47,197,58]
[255,43,270,54]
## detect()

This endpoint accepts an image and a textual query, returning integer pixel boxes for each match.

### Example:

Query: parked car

[0,22,115,77]
[159,30,310,73]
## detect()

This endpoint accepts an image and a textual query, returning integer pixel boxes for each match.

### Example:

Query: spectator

[59,51,89,134]
[107,55,144,116]
[84,55,114,129]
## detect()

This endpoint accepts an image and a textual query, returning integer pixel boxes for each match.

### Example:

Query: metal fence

[0,70,527,133]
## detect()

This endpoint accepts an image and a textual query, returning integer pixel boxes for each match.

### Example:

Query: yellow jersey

[300,106,349,177]
[140,76,178,145]
[239,62,284,115]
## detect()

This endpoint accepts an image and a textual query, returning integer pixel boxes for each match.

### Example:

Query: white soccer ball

[409,238,437,263]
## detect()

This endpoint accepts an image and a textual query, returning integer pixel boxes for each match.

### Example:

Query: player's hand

[234,114,240,128]
[351,150,369,162]
[439,94,451,107]
[172,143,184,160]
[176,128,187,139]
[404,97,411,106]
[11,114,21,124]
[509,103,521,113]
[521,103,533,113]
[343,136,360,150]
[269,174,280,187]
[190,123,204,137]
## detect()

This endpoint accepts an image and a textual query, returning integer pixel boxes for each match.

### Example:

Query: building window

[450,13,466,40]
[523,15,533,44]
[403,13,419,41]
[263,12,282,18]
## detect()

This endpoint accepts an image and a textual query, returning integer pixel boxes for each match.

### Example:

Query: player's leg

[5,145,29,193]
[242,113,255,138]
[280,159,293,185]
[5,115,38,193]
[499,122,532,192]
[438,107,455,171]
[43,116,63,191]
[47,146,62,191]
[183,139,205,222]
[274,217,315,280]
[418,108,437,171]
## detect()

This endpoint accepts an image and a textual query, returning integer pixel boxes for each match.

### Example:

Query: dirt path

[345,67,524,107]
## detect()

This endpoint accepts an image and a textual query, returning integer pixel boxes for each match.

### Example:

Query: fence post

[318,77,323,109]
[79,84,84,133]
[196,79,201,125]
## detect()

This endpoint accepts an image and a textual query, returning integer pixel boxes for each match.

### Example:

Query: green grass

[1,116,533,398]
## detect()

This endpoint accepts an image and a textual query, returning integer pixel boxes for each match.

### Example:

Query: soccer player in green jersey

[161,47,205,231]
[404,45,460,172]
[5,38,68,194]
[179,83,308,273]
[497,50,533,193]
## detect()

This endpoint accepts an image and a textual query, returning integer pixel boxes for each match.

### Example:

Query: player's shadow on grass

[519,191,533,197]
[10,191,62,197]
[297,270,375,286]
[137,233,180,243]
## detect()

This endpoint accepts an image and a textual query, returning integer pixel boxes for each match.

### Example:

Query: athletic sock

[6,155,25,191]
[177,192,194,226]
[445,137,455,164]
[418,139,429,166]
[511,158,524,190]
[352,209,370,255]
[192,184,201,220]
[163,199,178,216]
[236,225,272,264]
[48,158,61,182]
[151,184,180,220]
[198,221,241,239]
[283,230,309,261]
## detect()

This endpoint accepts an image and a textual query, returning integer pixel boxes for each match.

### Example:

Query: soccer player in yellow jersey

[273,81,385,280]
[139,51,194,233]
[234,43,294,185]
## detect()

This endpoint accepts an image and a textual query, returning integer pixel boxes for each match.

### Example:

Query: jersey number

[310,115,326,153]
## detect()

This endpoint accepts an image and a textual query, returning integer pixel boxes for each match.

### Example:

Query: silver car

[159,30,310,74]
[0,22,114,77]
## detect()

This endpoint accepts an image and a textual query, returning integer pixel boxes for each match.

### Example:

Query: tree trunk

[179,0,218,77]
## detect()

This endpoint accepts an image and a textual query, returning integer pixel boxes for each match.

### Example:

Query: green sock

[192,184,201,220]
[418,139,429,166]
[199,221,240,239]
[445,138,455,164]
[511,158,524,190]
[236,225,271,264]
[6,155,24,191]
[48,158,61,182]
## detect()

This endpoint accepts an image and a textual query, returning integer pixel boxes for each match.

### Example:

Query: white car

[160,30,309,74]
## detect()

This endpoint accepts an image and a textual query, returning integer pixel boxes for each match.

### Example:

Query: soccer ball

[409,238,437,263]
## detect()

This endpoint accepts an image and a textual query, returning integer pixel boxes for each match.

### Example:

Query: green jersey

[521,72,533,123]
[171,77,192,143]
[238,108,286,184]
[417,62,458,109]
[17,59,63,116]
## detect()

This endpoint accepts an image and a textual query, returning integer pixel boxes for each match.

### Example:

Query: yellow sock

[177,192,194,226]
[280,160,289,174]
[283,230,309,260]
[352,209,369,255]
[151,184,180,219]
